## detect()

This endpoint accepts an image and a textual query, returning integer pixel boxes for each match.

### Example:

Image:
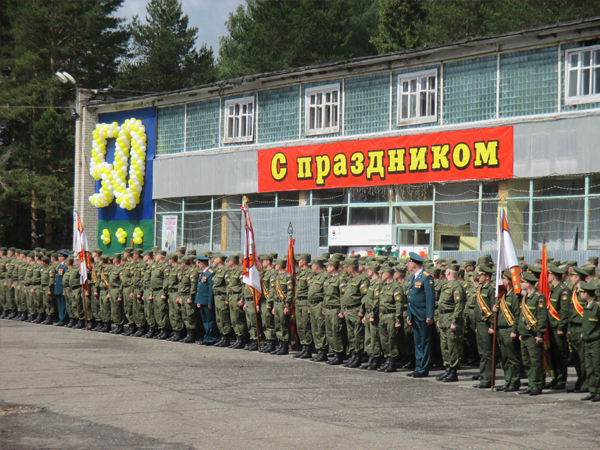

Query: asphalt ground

[1,319,599,450]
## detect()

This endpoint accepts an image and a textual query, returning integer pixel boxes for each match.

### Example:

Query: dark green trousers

[324,306,344,353]
[309,302,327,350]
[439,313,463,369]
[584,339,600,395]
[569,326,588,390]
[476,321,493,385]
[497,327,521,388]
[295,301,312,346]
[520,335,544,392]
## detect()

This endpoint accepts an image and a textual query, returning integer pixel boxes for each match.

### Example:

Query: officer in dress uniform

[54,250,69,325]
[406,252,435,378]
[195,255,218,346]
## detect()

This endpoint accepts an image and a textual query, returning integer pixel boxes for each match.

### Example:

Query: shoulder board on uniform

[208,268,214,274]
[423,271,430,276]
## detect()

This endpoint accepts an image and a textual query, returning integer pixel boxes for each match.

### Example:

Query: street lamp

[56,71,84,248]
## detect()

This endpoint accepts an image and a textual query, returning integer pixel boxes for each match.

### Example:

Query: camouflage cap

[589,256,599,264]
[93,248,103,255]
[366,262,380,272]
[66,257,74,265]
[187,249,197,256]
[478,266,494,275]
[273,258,286,268]
[133,249,143,255]
[448,264,461,272]
[144,251,154,258]
[157,250,167,256]
[124,247,133,254]
[226,254,240,264]
[151,246,159,252]
[168,254,178,262]
[41,256,51,264]
[326,258,340,270]
[299,253,311,262]
[182,256,193,265]
[320,252,330,260]
[269,252,279,259]
[347,259,359,270]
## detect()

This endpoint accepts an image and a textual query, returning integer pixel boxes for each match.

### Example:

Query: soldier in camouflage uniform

[179,255,198,343]
[342,258,369,368]
[142,251,156,338]
[324,258,344,365]
[226,254,246,349]
[150,250,168,339]
[108,254,125,334]
[212,253,232,347]
[376,265,404,373]
[360,262,382,370]
[165,254,184,341]
[131,249,146,337]
[40,256,56,324]
[308,258,329,362]
[259,253,278,353]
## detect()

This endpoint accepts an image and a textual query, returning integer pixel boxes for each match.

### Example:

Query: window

[565,45,600,105]
[397,69,437,125]
[305,84,340,135]
[224,97,254,143]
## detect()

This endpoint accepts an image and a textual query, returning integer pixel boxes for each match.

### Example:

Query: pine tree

[0,0,128,249]
[118,0,216,91]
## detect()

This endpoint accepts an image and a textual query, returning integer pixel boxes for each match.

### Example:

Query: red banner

[258,126,513,192]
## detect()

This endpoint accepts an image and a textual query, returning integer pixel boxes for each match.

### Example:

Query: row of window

[217,45,599,144]
[154,175,600,252]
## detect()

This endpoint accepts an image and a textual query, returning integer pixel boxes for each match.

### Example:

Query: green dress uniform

[324,273,344,356]
[582,298,600,398]
[295,267,312,348]
[475,280,495,387]
[517,289,548,393]
[32,262,44,319]
[464,282,479,362]
[496,289,522,390]
[363,277,382,361]
[165,263,183,334]
[213,266,232,341]
[274,270,293,345]
[24,262,35,318]
[547,281,571,388]
[0,255,6,313]
[342,273,368,359]
[41,263,56,321]
[568,287,588,391]
[227,265,246,339]
[437,279,466,375]
[308,269,329,359]
[17,260,27,315]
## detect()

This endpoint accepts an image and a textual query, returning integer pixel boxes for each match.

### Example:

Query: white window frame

[565,45,600,105]
[305,84,340,136]
[224,96,254,143]
[396,69,438,126]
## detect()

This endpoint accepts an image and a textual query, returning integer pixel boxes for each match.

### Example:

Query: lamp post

[56,71,83,248]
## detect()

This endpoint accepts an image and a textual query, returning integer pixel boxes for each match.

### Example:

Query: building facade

[76,19,600,262]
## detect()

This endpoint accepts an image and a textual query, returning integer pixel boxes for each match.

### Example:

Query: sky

[116,0,245,54]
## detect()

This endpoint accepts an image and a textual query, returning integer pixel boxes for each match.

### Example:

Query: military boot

[153,329,165,339]
[436,366,451,381]
[34,313,45,324]
[300,346,312,359]
[377,357,391,372]
[102,321,112,333]
[27,313,37,322]
[343,352,356,367]
[276,342,289,355]
[360,356,374,370]
[169,330,183,342]
[247,340,259,351]
[41,315,51,325]
[443,368,458,382]
[75,320,85,329]
[182,329,196,343]
[270,341,283,354]
[143,326,155,338]
[93,321,103,331]
[67,318,77,328]
[327,352,344,365]
[384,358,397,373]
[294,345,307,359]
[123,325,135,336]
[7,311,16,320]
[111,324,124,335]
[348,351,363,368]
[20,312,28,321]
[132,326,146,337]
[229,335,243,349]
[87,320,95,331]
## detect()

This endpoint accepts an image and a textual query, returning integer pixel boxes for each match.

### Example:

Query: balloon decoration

[115,228,128,245]
[132,227,144,245]
[89,118,147,210]
[101,229,111,245]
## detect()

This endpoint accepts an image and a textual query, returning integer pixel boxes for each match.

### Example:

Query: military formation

[1,246,600,401]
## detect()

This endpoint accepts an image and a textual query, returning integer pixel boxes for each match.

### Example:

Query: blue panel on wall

[96,107,156,221]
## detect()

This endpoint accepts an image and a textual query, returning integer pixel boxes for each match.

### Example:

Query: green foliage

[374,0,600,53]
[118,0,216,91]
[216,0,379,79]
[0,0,128,249]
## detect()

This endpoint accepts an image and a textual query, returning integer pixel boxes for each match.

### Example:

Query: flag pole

[82,282,89,330]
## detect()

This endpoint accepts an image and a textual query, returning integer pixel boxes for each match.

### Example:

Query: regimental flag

[495,208,521,296]
[241,205,262,305]
[286,232,297,343]
[74,210,92,290]
[540,244,555,379]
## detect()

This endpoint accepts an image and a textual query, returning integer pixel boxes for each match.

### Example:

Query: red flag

[539,245,554,379]
[286,235,298,344]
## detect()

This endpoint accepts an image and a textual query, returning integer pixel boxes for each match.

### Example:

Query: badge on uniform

[201,276,207,282]
[415,282,422,288]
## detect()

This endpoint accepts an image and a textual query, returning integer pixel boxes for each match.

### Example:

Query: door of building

[396,225,432,260]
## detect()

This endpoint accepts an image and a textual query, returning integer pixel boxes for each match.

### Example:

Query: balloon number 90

[89,118,147,210]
